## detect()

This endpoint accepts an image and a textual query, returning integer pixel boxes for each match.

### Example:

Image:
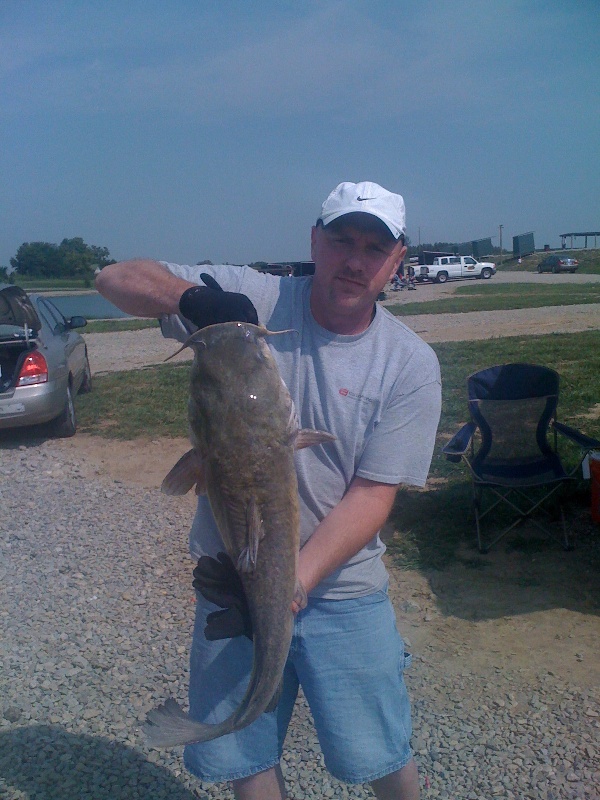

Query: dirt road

[85,271,600,374]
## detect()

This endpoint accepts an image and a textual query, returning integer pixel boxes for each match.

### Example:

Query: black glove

[192,552,253,641]
[179,273,258,329]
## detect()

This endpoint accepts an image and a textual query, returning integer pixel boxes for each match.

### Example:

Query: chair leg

[471,483,574,553]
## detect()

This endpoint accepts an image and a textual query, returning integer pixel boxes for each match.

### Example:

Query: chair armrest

[553,421,600,450]
[442,421,477,462]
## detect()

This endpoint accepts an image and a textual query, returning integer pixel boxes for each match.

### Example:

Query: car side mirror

[67,316,88,330]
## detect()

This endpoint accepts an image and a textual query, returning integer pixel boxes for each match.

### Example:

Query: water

[48,293,132,320]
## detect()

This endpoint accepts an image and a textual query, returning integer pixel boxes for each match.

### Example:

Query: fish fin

[236,497,264,574]
[295,429,336,450]
[265,680,283,713]
[293,580,308,611]
[161,449,206,496]
[142,698,212,748]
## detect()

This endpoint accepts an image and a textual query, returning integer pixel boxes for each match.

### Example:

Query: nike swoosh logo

[356,196,375,201]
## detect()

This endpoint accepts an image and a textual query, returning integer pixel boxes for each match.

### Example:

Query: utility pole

[498,225,503,267]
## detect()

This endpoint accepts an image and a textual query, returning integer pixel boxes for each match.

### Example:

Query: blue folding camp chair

[443,363,600,553]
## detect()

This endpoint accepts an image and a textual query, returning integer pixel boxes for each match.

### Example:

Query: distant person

[96,180,441,800]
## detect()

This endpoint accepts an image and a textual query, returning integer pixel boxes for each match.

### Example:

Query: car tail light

[17,351,48,386]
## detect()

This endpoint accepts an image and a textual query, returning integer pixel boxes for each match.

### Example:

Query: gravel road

[1,442,598,799]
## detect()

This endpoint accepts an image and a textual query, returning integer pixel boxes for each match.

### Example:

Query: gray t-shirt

[160,263,441,599]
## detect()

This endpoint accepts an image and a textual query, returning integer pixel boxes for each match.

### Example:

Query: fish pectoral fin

[236,497,264,574]
[265,679,283,713]
[161,449,207,496]
[295,429,336,450]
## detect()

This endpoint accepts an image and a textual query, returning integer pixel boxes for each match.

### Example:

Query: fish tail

[142,698,233,747]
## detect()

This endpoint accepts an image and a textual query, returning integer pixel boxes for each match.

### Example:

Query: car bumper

[0,379,67,429]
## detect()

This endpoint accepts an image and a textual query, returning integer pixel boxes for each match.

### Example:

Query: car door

[37,298,85,387]
[462,257,478,277]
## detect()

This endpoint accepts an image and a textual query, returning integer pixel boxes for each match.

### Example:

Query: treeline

[406,241,501,257]
[7,238,116,281]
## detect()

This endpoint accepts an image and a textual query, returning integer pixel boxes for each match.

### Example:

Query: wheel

[552,264,559,274]
[481,267,492,279]
[537,264,543,273]
[79,353,92,394]
[435,271,448,284]
[50,383,77,438]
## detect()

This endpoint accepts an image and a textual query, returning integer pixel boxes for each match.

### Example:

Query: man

[96,181,441,800]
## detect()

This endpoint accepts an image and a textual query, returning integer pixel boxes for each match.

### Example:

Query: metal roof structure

[559,232,600,248]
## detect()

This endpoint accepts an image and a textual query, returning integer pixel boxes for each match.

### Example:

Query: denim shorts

[184,586,413,785]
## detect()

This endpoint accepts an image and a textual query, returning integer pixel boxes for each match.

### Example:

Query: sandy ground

[68,271,600,691]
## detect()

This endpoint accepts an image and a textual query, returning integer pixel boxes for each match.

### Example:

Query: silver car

[0,284,92,437]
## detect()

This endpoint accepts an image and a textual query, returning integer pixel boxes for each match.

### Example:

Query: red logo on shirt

[339,388,349,396]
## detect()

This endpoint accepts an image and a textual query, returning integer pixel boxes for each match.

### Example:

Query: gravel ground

[1,442,598,799]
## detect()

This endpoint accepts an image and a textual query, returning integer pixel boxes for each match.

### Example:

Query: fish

[142,321,334,747]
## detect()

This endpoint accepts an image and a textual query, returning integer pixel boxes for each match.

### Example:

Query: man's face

[310,213,407,334]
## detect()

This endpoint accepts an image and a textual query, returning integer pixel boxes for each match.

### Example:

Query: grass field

[490,248,600,273]
[388,282,600,316]
[77,330,600,450]
[84,318,159,333]
[75,329,600,568]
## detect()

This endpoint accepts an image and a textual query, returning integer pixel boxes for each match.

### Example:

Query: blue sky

[1,1,599,268]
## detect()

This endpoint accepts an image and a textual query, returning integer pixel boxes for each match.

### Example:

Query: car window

[464,257,476,265]
[36,298,67,334]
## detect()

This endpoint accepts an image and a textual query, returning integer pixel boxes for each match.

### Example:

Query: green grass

[490,248,600,273]
[76,330,600,571]
[76,330,600,447]
[386,331,600,570]
[388,282,600,316]
[77,363,190,439]
[84,318,159,333]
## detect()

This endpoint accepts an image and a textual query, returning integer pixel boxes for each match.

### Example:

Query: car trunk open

[0,285,42,393]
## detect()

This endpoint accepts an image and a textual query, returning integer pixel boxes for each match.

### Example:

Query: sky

[1,0,599,268]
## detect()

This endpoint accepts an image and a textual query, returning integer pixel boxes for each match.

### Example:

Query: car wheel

[435,272,448,284]
[552,265,559,274]
[481,267,492,279]
[537,264,543,273]
[51,383,77,438]
[79,353,93,394]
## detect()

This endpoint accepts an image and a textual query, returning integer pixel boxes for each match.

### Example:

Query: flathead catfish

[142,321,334,748]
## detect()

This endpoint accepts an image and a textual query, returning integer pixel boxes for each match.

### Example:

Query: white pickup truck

[419,256,496,283]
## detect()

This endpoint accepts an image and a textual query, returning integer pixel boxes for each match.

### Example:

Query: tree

[10,238,115,279]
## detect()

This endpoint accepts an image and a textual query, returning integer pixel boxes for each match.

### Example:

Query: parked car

[537,255,579,274]
[0,284,92,437]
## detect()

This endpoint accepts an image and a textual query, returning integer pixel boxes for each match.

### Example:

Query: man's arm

[95,259,195,317]
[294,476,398,608]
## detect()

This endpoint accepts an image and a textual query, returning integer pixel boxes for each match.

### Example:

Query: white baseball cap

[318,181,406,239]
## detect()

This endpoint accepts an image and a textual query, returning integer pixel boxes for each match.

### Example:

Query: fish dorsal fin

[236,497,264,574]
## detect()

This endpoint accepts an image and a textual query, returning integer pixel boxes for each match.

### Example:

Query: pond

[48,292,131,320]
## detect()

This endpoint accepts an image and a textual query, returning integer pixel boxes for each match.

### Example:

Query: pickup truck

[418,256,496,283]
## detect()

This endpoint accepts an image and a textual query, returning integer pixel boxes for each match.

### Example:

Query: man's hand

[179,273,258,329]
[192,552,253,641]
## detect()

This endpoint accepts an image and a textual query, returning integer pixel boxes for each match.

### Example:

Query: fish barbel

[142,321,334,747]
